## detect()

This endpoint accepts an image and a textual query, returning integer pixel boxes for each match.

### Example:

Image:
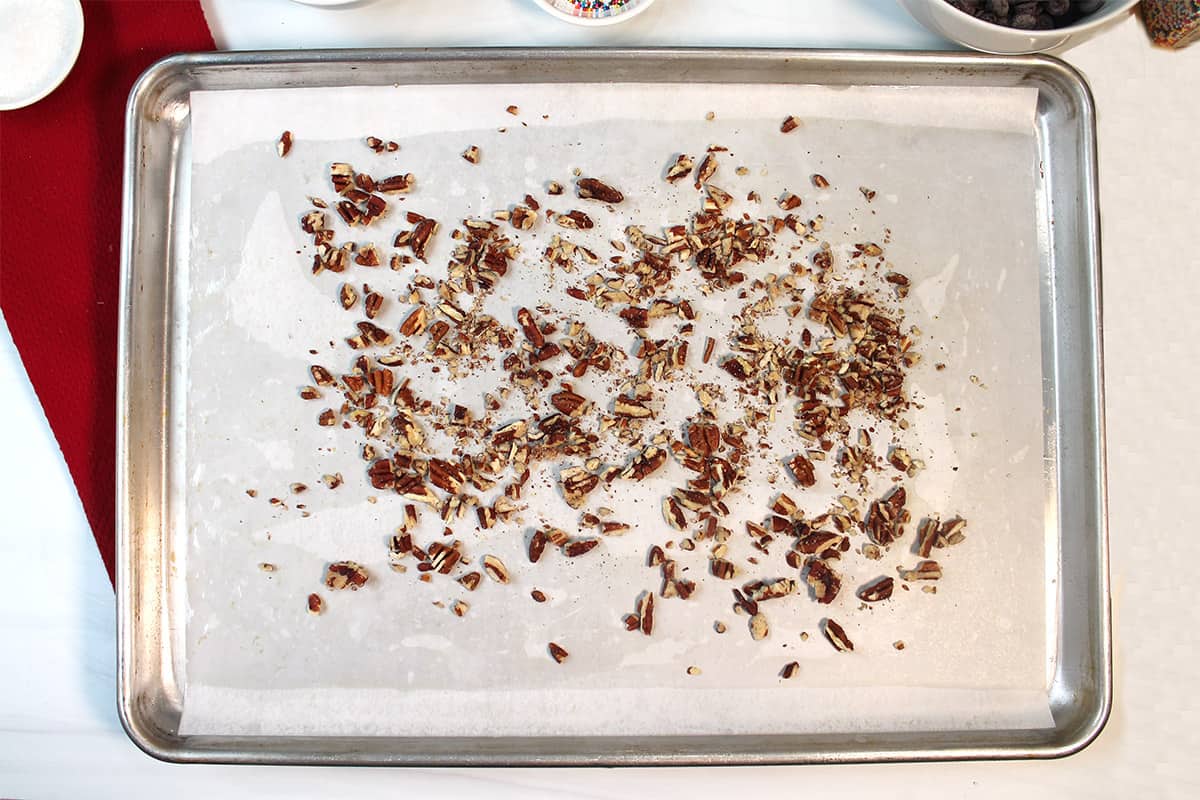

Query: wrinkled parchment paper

[176,82,1053,736]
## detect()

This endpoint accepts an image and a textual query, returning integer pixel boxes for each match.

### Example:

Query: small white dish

[0,0,84,111]
[288,0,374,7]
[535,0,658,27]
[897,0,1140,54]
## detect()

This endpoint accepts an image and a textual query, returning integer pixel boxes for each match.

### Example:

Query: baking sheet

[175,82,1052,737]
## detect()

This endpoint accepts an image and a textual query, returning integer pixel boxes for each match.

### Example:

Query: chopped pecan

[781,661,800,679]
[857,576,894,602]
[576,177,624,203]
[613,396,652,418]
[560,466,599,508]
[780,116,801,133]
[823,618,854,652]
[900,560,942,581]
[531,589,547,603]
[307,593,323,614]
[710,558,736,580]
[548,642,569,663]
[749,612,769,641]
[363,292,383,319]
[654,155,690,186]
[376,174,415,194]
[458,571,481,591]
[638,592,654,635]
[324,561,369,590]
[277,131,293,157]
[339,284,358,310]
[812,173,830,189]
[662,496,687,530]
[693,153,717,189]
[528,529,548,563]
[778,192,803,211]
[515,308,543,346]
[916,517,940,558]
[399,305,428,337]
[805,559,841,604]
[563,538,600,557]
[462,145,481,164]
[787,454,816,488]
[555,210,594,229]
[482,554,510,583]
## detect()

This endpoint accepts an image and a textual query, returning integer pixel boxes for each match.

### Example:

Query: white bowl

[897,0,1140,54]
[535,0,658,27]
[0,0,84,111]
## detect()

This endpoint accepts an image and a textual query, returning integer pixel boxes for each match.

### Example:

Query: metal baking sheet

[117,48,1108,765]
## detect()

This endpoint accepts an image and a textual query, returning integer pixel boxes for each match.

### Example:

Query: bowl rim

[534,0,659,27]
[928,0,1141,39]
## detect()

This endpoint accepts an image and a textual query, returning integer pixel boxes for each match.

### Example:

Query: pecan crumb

[531,589,547,603]
[462,145,481,164]
[823,618,854,652]
[306,593,323,614]
[781,661,800,679]
[324,561,369,590]
[780,116,801,133]
[548,642,569,663]
[277,131,293,157]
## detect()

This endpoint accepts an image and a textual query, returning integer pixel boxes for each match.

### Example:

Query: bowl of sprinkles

[536,0,658,26]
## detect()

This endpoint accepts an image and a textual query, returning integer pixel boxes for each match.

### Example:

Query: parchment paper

[176,82,1053,736]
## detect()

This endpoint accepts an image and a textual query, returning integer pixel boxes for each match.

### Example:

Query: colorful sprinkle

[557,0,634,19]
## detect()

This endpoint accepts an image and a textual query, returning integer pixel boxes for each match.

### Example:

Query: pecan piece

[509,204,537,230]
[900,560,942,581]
[330,162,354,194]
[339,284,358,310]
[710,558,735,580]
[857,576,894,602]
[516,307,544,346]
[665,153,694,183]
[638,592,654,635]
[778,192,802,211]
[531,589,547,603]
[458,571,481,591]
[276,130,293,157]
[550,390,589,417]
[563,538,600,557]
[662,496,687,530]
[780,116,801,133]
[823,618,854,652]
[787,454,817,488]
[805,559,841,604]
[560,466,599,509]
[613,396,652,418]
[812,173,830,189]
[399,305,428,337]
[528,529,547,563]
[462,145,481,164]
[306,593,323,614]
[555,209,594,230]
[748,612,769,641]
[548,642,569,664]
[576,177,624,204]
[687,422,720,456]
[324,561,369,590]
[409,217,437,262]
[482,554,510,584]
[376,174,415,193]
[916,517,940,559]
[363,291,383,319]
[693,153,717,189]
[781,661,800,679]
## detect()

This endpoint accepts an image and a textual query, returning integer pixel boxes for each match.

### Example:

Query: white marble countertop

[2,1,1198,796]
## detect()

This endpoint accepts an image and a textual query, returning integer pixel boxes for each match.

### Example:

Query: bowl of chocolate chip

[898,0,1141,53]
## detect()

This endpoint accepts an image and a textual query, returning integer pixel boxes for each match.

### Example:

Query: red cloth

[0,1,214,582]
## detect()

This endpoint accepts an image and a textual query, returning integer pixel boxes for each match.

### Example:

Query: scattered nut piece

[780,116,801,133]
[823,618,854,652]
[307,593,323,614]
[548,642,569,663]
[324,561,369,591]
[277,131,293,157]
[462,145,481,164]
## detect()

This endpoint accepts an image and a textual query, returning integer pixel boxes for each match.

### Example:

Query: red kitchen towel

[0,1,215,582]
